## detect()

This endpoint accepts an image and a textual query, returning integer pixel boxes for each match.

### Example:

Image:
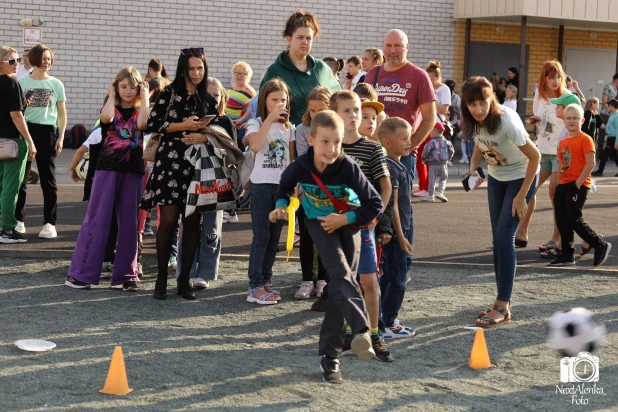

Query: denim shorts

[540,153,559,173]
[358,228,377,275]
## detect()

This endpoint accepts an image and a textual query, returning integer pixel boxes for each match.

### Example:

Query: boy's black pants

[305,220,369,359]
[554,182,603,256]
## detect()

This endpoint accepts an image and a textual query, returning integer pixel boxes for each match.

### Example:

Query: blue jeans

[248,183,283,289]
[401,154,417,182]
[176,210,223,280]
[379,226,411,327]
[487,174,537,302]
[465,139,475,161]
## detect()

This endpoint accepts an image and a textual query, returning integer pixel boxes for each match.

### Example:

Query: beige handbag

[0,138,19,160]
[143,89,175,162]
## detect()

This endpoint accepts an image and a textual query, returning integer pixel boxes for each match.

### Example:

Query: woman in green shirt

[16,44,67,239]
[260,11,340,127]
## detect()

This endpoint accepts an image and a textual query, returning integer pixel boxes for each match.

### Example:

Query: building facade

[1,0,456,127]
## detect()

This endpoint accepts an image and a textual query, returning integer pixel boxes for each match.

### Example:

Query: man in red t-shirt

[364,29,436,336]
[364,30,436,151]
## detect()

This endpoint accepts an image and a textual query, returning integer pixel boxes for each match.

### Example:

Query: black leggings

[596,135,618,173]
[297,206,326,282]
[154,205,200,292]
[15,123,58,225]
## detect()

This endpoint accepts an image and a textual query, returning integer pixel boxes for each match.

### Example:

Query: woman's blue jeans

[487,173,537,302]
[176,210,223,280]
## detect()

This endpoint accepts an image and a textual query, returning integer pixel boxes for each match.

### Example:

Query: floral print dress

[140,86,205,212]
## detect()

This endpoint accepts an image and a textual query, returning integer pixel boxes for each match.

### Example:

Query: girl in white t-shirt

[503,85,518,112]
[462,76,540,328]
[517,60,568,255]
[245,78,295,304]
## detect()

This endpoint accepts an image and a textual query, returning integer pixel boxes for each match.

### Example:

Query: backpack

[69,124,88,149]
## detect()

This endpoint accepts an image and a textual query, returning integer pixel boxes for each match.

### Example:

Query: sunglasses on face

[181,48,204,57]
[1,58,22,65]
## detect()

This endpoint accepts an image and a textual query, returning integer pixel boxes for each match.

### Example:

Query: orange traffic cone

[99,346,133,395]
[468,328,491,369]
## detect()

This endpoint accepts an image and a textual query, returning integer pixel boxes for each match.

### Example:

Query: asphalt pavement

[2,149,617,273]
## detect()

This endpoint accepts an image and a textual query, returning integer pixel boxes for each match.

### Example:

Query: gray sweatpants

[305,220,370,359]
[428,164,448,196]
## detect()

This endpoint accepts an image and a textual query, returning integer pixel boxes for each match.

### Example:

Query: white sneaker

[383,319,416,339]
[222,211,239,223]
[435,192,448,202]
[412,190,429,197]
[447,161,453,167]
[193,277,210,289]
[422,195,434,202]
[294,281,315,299]
[15,221,26,234]
[458,157,469,164]
[38,223,57,239]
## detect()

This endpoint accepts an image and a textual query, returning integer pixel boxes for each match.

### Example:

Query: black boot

[153,272,167,300]
[176,275,195,300]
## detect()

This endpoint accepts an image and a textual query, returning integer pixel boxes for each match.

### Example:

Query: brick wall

[1,0,455,128]
[453,21,618,107]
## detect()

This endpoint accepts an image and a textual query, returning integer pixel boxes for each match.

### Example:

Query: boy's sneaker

[320,356,342,382]
[341,334,353,356]
[435,192,448,202]
[413,190,429,197]
[101,261,113,279]
[38,223,57,239]
[168,255,177,269]
[192,277,210,289]
[64,276,91,289]
[0,230,27,243]
[223,211,239,223]
[422,195,434,202]
[315,280,327,297]
[15,221,26,234]
[593,242,612,267]
[550,254,575,266]
[123,281,138,292]
[372,333,394,362]
[311,295,328,312]
[350,332,375,361]
[383,319,416,339]
[143,223,154,236]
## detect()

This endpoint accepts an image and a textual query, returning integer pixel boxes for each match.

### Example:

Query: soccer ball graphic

[547,308,606,357]
[76,152,89,181]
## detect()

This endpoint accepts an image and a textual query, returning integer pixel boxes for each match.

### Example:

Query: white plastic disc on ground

[15,340,57,352]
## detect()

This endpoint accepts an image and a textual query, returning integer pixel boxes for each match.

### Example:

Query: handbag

[310,171,376,230]
[143,88,175,162]
[184,141,237,217]
[0,138,19,160]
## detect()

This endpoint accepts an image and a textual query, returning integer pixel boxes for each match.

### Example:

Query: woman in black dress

[141,48,234,300]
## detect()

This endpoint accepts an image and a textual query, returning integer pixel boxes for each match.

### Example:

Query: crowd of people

[0,9,614,382]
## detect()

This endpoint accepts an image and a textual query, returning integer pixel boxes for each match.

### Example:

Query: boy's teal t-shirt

[605,111,618,137]
[17,75,65,127]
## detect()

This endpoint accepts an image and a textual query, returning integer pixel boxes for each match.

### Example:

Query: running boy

[377,117,416,338]
[330,90,393,362]
[421,122,454,202]
[270,110,382,382]
[551,103,612,267]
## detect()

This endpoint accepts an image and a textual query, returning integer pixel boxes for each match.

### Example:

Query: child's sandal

[264,283,281,301]
[247,287,278,305]
[476,304,511,328]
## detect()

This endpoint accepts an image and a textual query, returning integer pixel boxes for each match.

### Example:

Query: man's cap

[360,98,384,115]
[550,92,581,107]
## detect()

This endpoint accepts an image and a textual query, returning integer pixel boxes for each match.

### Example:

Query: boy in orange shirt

[551,104,612,267]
